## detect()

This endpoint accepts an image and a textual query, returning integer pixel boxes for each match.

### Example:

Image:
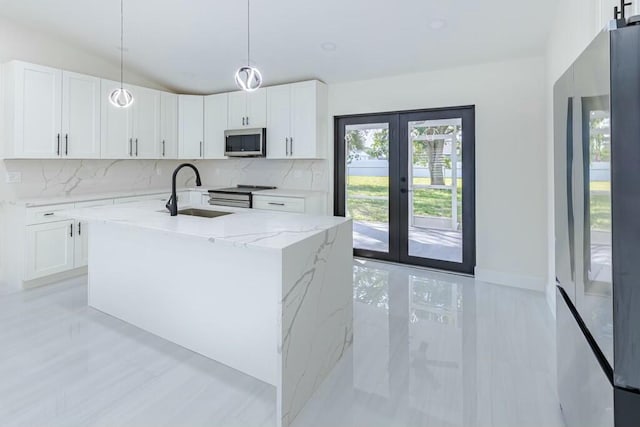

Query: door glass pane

[408,119,463,262]
[346,123,390,253]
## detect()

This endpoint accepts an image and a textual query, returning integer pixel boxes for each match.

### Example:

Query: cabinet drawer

[26,204,75,225]
[253,195,305,213]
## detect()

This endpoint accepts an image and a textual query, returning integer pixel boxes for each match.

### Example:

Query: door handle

[290,137,293,156]
[65,134,69,156]
[242,117,246,126]
[200,141,203,157]
[400,188,408,194]
[268,202,286,206]
[70,223,73,237]
[57,133,61,156]
[285,137,289,156]
[135,138,139,156]
[78,222,82,236]
[162,140,166,157]
[129,138,133,156]
[246,116,249,126]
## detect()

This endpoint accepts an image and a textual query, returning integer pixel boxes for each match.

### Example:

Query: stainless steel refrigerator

[554,17,640,427]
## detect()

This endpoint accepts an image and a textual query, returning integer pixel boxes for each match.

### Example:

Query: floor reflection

[293,259,563,427]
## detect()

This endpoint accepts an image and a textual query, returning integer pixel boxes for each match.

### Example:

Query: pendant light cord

[120,0,124,89]
[247,0,251,66]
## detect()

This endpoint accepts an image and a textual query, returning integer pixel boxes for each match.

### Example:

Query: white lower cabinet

[25,220,75,280]
[252,193,326,215]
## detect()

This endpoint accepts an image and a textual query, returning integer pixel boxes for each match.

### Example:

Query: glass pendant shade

[235,66,263,92]
[109,87,134,108]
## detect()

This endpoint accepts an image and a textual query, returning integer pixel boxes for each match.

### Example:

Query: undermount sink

[157,208,232,218]
[177,208,232,218]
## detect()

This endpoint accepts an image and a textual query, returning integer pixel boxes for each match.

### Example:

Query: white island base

[79,206,353,427]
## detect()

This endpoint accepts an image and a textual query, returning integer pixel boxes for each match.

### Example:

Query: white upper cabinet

[2,61,104,159]
[227,89,266,129]
[178,95,204,159]
[2,60,326,162]
[2,61,62,158]
[204,93,228,159]
[160,92,179,158]
[62,71,101,159]
[266,80,327,159]
[266,85,291,159]
[131,86,161,159]
[100,79,133,158]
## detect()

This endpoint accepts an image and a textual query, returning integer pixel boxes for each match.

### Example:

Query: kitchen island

[59,201,353,427]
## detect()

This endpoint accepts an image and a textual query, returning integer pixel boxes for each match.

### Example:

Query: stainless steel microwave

[224,128,266,157]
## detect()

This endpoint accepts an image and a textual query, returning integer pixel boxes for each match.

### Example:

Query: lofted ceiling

[0,0,556,94]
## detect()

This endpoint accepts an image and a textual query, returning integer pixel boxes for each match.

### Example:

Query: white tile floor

[0,260,565,427]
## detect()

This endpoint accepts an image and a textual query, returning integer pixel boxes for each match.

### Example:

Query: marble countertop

[58,201,349,251]
[11,187,326,207]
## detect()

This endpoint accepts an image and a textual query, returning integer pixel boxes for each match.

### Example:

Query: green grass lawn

[347,176,611,231]
[347,176,462,224]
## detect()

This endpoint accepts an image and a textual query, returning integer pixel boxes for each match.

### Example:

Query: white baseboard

[474,267,545,292]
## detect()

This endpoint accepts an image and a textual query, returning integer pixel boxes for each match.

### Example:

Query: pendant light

[235,0,262,92]
[109,0,134,108]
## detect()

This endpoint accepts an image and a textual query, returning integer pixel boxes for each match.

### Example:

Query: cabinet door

[227,91,247,129]
[204,93,228,159]
[13,62,62,158]
[62,71,101,159]
[74,220,89,267]
[266,85,290,159]
[132,86,161,159]
[246,88,267,127]
[101,79,133,158]
[178,95,204,159]
[25,220,75,280]
[290,81,318,158]
[160,92,179,158]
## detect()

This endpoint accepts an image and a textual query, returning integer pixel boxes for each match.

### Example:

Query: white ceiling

[0,0,556,94]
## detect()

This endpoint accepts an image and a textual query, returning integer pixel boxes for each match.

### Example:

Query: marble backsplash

[0,158,329,201]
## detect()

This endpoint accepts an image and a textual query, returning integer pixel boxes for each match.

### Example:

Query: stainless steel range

[208,185,277,208]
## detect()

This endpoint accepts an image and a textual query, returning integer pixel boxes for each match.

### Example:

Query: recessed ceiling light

[321,42,337,52]
[430,19,447,30]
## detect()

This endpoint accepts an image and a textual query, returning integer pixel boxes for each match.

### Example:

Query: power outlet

[5,171,21,184]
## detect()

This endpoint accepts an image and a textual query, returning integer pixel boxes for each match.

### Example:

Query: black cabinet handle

[44,212,54,217]
[135,138,139,156]
[162,140,166,157]
[129,138,133,156]
[70,223,73,237]
[78,222,82,236]
[246,116,249,126]
[65,134,69,155]
[268,202,286,206]
[57,133,60,156]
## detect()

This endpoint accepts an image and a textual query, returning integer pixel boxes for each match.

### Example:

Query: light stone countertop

[10,187,327,207]
[57,200,349,251]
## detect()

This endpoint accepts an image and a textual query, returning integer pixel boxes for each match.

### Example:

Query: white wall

[543,0,637,313]
[328,56,548,290]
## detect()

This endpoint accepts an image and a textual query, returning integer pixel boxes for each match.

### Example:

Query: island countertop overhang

[58,201,351,251]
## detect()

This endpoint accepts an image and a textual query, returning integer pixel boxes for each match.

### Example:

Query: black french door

[335,106,476,274]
